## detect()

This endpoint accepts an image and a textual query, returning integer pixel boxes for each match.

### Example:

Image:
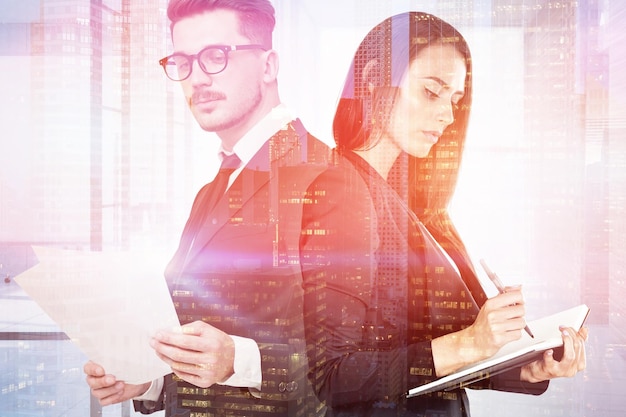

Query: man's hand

[521,326,588,383]
[83,361,151,406]
[151,321,235,388]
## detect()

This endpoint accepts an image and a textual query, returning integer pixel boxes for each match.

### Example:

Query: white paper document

[14,246,180,384]
[407,304,590,397]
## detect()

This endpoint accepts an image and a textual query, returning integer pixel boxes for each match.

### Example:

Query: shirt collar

[218,103,297,166]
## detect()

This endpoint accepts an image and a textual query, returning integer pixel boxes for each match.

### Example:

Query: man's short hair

[167,0,276,49]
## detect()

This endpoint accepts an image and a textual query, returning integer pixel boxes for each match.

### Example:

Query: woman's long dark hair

[333,12,484,300]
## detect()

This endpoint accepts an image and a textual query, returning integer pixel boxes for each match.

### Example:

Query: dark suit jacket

[136,120,331,417]
[299,151,547,417]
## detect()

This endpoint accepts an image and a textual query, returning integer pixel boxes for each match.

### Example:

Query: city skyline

[1,1,625,416]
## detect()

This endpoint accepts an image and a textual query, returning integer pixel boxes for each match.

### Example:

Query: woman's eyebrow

[423,76,465,97]
[423,76,447,86]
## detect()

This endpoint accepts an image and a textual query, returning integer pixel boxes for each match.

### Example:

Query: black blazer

[137,120,331,417]
[299,151,547,417]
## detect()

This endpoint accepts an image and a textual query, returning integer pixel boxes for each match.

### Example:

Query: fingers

[150,322,235,388]
[151,331,208,366]
[84,361,115,390]
[558,326,587,374]
[530,326,587,382]
[83,360,105,377]
[171,361,218,380]
[468,286,534,360]
[482,291,527,333]
[488,287,525,309]
[83,361,125,406]
[181,321,205,336]
[92,381,127,406]
[578,326,589,342]
[86,372,117,390]
[483,290,526,328]
[156,347,223,388]
[153,321,207,351]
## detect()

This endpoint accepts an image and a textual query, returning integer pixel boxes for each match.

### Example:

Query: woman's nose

[438,101,455,126]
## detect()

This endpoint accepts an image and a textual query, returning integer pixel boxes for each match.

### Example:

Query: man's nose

[188,59,213,86]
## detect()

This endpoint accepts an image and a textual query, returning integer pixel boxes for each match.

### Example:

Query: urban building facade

[1,1,624,416]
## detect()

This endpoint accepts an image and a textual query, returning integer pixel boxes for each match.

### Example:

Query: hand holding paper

[84,360,153,406]
[14,246,181,384]
[151,320,236,388]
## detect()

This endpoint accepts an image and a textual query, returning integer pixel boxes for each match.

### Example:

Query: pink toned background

[0,1,624,415]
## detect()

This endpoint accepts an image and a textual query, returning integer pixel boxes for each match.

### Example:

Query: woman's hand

[520,326,588,383]
[433,286,528,376]
[463,286,528,359]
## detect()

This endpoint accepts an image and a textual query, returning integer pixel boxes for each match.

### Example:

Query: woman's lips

[422,131,441,144]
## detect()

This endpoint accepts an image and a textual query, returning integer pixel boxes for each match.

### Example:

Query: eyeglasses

[159,44,267,81]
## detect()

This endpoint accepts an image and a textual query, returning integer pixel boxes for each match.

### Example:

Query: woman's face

[385,43,467,158]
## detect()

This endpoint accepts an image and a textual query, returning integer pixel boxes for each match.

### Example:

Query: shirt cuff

[132,377,163,402]
[217,335,262,391]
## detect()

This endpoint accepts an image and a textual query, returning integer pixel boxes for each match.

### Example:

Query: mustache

[188,89,226,106]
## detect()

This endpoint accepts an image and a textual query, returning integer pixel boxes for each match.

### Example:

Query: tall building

[606,0,626,374]
[3,0,199,251]
[1,1,204,415]
[519,0,586,312]
[580,0,611,325]
[1,1,625,416]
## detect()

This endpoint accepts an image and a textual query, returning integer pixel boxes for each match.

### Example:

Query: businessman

[83,0,331,416]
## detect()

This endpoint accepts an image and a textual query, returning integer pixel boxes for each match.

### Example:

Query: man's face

[172,9,267,146]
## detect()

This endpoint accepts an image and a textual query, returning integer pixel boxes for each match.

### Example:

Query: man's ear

[362,59,380,94]
[262,49,279,83]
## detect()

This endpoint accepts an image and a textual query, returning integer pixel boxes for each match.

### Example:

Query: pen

[479,259,535,338]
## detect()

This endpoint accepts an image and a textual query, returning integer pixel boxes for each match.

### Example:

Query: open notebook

[407,304,589,398]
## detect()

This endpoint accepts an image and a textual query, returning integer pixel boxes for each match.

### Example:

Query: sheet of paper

[407,304,590,397]
[14,245,180,384]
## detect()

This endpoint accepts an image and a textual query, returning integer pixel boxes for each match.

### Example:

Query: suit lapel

[185,120,310,264]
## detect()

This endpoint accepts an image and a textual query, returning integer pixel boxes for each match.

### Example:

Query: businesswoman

[299,12,587,416]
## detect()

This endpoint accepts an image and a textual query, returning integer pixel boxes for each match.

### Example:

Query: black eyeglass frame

[158,44,267,81]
